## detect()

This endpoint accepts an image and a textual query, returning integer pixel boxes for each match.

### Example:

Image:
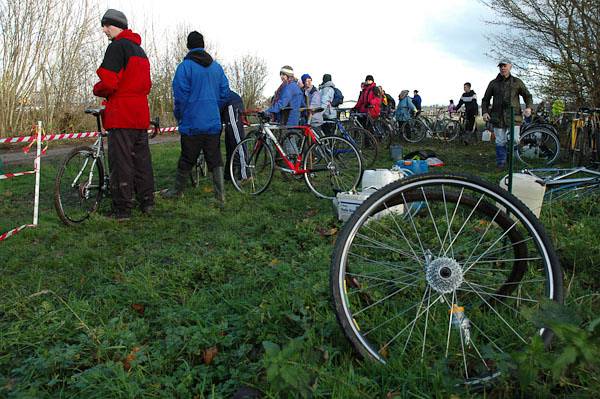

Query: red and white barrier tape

[0,127,179,144]
[0,170,35,180]
[0,224,33,242]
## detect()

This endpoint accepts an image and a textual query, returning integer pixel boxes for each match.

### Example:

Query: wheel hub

[425,256,463,293]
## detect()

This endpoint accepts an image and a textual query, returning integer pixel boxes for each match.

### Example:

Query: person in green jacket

[481,60,533,168]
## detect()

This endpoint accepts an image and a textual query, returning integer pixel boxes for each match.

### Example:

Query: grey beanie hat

[101,9,128,30]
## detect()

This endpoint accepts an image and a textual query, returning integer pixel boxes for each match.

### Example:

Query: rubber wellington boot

[162,168,188,199]
[211,166,226,206]
[495,145,507,168]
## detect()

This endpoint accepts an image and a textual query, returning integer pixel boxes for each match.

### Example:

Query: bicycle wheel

[347,127,379,168]
[401,119,427,143]
[331,173,562,386]
[229,135,274,195]
[440,119,461,142]
[191,150,208,187]
[304,136,363,199]
[516,128,560,167]
[54,146,104,226]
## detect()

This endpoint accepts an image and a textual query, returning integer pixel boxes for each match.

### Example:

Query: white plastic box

[499,173,546,217]
[333,191,374,222]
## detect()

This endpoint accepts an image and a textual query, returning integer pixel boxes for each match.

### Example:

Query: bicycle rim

[230,136,274,195]
[304,136,363,199]
[516,129,560,167]
[54,147,104,225]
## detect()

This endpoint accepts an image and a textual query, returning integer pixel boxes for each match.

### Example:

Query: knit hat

[301,74,312,84]
[101,9,128,30]
[322,74,332,84]
[280,65,294,77]
[187,31,205,50]
[365,75,374,82]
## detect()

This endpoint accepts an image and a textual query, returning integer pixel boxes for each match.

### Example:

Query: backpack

[331,87,344,107]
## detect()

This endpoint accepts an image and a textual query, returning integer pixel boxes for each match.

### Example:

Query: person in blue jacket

[164,31,229,204]
[265,66,303,126]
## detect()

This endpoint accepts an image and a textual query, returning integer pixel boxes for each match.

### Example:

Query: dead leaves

[317,227,338,237]
[122,346,141,371]
[202,346,218,365]
[131,303,145,316]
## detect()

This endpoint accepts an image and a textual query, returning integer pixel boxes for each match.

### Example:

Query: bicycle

[566,108,600,167]
[54,107,160,225]
[523,166,600,203]
[392,111,459,145]
[229,109,363,199]
[330,172,563,386]
[515,112,561,167]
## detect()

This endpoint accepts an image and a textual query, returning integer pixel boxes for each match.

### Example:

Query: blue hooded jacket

[172,48,230,135]
[266,79,304,126]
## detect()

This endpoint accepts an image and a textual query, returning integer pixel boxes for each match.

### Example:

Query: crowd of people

[94,8,533,221]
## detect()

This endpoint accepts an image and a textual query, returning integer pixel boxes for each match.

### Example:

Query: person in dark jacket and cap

[164,31,230,205]
[482,60,533,168]
[94,9,154,220]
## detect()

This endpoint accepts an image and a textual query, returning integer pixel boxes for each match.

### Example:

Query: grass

[1,136,599,398]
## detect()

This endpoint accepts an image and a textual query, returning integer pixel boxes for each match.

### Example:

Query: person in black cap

[94,9,154,220]
[319,73,338,135]
[164,31,230,205]
[481,60,533,168]
[353,75,381,126]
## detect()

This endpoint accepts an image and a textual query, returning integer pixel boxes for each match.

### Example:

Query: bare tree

[483,0,600,108]
[0,0,101,136]
[225,54,268,110]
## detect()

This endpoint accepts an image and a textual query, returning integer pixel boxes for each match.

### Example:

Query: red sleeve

[93,67,120,98]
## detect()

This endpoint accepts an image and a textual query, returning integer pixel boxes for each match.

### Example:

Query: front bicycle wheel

[230,135,274,195]
[347,127,379,168]
[440,119,461,142]
[54,146,104,225]
[516,129,560,167]
[331,173,562,386]
[304,136,363,199]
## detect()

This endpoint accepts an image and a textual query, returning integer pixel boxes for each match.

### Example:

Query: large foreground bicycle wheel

[304,136,363,199]
[230,135,274,195]
[331,173,563,386]
[516,128,560,167]
[54,146,104,225]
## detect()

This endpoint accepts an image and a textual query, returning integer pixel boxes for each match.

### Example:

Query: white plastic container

[361,169,404,191]
[333,191,373,222]
[499,173,546,217]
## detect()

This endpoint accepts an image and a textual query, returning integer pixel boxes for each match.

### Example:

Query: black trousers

[465,112,476,133]
[221,104,246,172]
[177,134,222,172]
[107,129,155,212]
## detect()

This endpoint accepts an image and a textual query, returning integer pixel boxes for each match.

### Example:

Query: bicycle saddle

[84,107,105,116]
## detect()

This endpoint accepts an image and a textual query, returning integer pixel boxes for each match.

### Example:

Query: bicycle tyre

[347,127,379,168]
[54,146,104,226]
[331,173,562,385]
[304,136,363,199]
[401,119,427,143]
[516,128,560,167]
[440,119,461,142]
[229,136,274,195]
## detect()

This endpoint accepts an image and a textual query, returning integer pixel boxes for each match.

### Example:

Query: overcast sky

[103,0,504,105]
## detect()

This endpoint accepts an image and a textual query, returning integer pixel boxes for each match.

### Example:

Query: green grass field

[1,137,599,398]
